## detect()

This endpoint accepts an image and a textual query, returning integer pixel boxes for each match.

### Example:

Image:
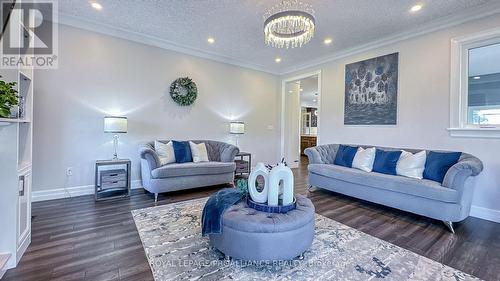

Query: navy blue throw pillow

[373,149,402,175]
[172,140,193,163]
[334,145,359,167]
[423,151,462,183]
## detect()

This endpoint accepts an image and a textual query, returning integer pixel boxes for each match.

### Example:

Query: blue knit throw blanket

[201,188,243,236]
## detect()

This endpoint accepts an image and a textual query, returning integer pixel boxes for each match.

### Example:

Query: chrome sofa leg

[308,185,318,192]
[443,221,455,233]
[154,193,158,203]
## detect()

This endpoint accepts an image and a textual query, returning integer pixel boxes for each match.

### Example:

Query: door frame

[280,70,322,165]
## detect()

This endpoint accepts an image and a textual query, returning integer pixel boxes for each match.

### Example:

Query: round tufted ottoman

[209,194,315,261]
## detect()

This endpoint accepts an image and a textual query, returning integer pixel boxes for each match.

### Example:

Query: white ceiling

[57,0,500,74]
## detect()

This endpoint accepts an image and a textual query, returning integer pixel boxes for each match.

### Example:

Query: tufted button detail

[220,194,315,233]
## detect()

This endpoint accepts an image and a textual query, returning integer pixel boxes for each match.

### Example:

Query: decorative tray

[247,197,296,213]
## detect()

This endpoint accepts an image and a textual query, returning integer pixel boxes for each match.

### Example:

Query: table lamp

[229,121,245,147]
[104,116,127,159]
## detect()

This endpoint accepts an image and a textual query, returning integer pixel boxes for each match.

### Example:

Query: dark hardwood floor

[4,157,500,281]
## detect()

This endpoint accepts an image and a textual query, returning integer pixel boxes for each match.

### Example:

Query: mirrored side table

[235,152,251,179]
[95,159,131,201]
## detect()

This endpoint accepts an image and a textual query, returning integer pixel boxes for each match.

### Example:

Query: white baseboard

[16,234,30,265]
[470,205,500,223]
[32,180,143,202]
[0,253,10,279]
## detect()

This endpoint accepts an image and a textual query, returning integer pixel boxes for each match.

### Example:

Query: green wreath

[169,77,198,106]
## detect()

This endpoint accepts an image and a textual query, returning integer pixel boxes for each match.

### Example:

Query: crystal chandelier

[264,0,315,48]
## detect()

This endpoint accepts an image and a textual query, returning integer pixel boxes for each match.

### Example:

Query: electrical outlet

[66,167,73,176]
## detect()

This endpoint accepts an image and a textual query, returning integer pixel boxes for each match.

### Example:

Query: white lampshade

[104,116,128,133]
[229,121,245,134]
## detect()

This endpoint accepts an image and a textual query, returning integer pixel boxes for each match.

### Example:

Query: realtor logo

[1,0,58,68]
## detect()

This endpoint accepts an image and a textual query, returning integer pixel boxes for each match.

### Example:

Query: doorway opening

[281,71,321,168]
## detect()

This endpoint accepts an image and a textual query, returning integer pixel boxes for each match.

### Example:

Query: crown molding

[279,2,500,76]
[56,12,278,75]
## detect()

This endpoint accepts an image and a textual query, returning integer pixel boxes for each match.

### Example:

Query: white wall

[32,25,280,199]
[284,14,500,222]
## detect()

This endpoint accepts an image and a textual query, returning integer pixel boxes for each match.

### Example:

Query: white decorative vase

[248,163,269,203]
[267,163,294,206]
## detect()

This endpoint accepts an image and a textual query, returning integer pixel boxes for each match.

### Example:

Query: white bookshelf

[0,0,33,272]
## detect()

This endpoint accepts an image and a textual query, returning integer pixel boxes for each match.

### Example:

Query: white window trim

[449,27,500,138]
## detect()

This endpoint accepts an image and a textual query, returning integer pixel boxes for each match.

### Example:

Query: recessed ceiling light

[275,57,282,63]
[410,4,423,13]
[299,88,303,92]
[313,99,317,102]
[288,90,293,93]
[207,37,215,44]
[323,38,333,45]
[473,76,481,80]
[90,1,103,10]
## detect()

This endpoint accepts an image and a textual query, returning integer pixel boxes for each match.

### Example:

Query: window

[468,43,500,125]
[449,28,500,138]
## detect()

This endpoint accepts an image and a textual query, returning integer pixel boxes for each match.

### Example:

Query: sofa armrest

[304,147,324,164]
[442,156,483,189]
[139,143,161,171]
[220,144,239,163]
[304,144,338,164]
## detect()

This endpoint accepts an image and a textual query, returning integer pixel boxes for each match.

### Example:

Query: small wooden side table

[95,159,131,201]
[235,152,251,178]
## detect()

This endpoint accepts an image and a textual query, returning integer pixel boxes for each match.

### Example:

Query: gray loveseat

[139,140,238,202]
[305,144,483,232]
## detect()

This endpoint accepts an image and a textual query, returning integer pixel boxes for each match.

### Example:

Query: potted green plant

[235,178,249,197]
[0,75,19,118]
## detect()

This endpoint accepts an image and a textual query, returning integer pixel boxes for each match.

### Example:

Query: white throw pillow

[189,141,209,163]
[352,147,376,172]
[396,150,426,179]
[154,141,175,165]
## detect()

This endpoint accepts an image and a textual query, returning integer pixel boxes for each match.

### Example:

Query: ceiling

[57,0,500,74]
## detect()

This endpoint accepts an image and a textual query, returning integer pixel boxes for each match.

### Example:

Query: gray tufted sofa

[139,140,238,202]
[305,144,483,232]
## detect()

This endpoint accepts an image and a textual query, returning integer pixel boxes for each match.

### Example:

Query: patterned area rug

[132,198,480,281]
